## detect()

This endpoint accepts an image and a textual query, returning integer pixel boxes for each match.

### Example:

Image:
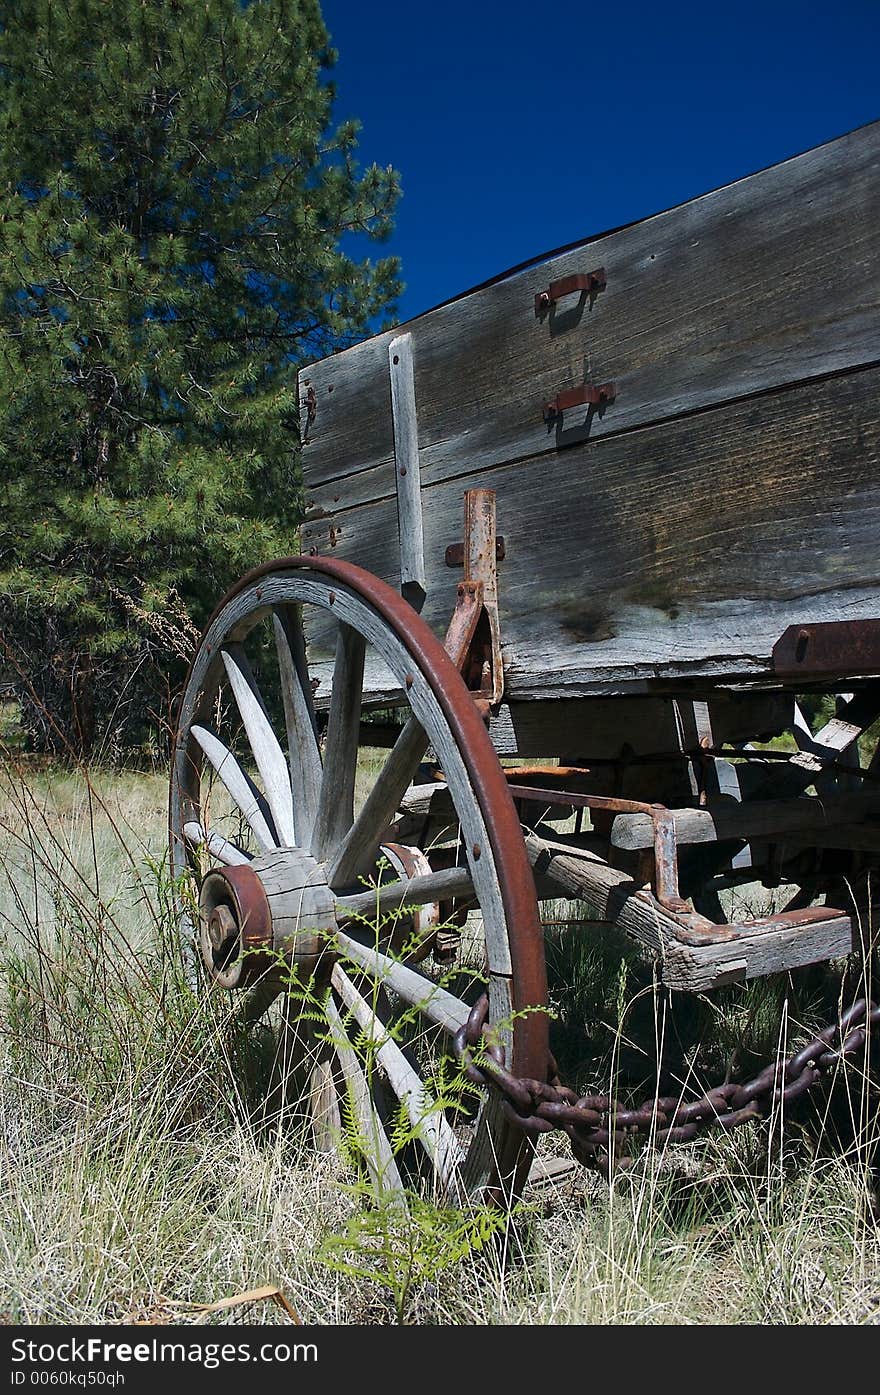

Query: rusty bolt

[472,843,481,860]
[209,904,237,953]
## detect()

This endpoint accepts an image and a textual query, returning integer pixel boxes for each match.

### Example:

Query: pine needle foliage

[0,0,400,755]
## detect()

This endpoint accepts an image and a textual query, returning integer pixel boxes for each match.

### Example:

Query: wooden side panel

[298,122,880,703]
[299,121,880,518]
[305,362,880,698]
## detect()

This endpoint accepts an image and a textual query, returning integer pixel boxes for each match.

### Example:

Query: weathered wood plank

[299,122,880,507]
[304,362,880,698]
[489,692,791,756]
[389,333,427,608]
[611,790,880,851]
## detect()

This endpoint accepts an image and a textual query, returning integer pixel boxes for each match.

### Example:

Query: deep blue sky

[322,0,880,324]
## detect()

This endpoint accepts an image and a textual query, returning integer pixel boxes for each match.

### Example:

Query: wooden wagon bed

[297,120,880,715]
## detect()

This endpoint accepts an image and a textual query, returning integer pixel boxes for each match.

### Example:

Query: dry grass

[1,758,879,1325]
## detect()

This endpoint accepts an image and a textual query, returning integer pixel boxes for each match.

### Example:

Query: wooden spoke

[273,607,323,847]
[324,997,407,1203]
[182,820,251,867]
[190,723,277,852]
[336,864,474,921]
[326,715,429,890]
[330,963,464,1185]
[220,644,296,847]
[310,624,366,863]
[335,929,471,1035]
[257,996,321,1127]
[308,1057,342,1152]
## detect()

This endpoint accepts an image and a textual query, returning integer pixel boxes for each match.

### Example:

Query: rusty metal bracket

[543,382,616,422]
[445,538,505,568]
[443,579,484,670]
[463,489,504,709]
[535,267,606,315]
[773,619,880,679]
[505,783,688,912]
[649,807,689,912]
[443,490,505,712]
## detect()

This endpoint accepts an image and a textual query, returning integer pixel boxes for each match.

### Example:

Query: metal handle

[543,382,616,422]
[535,267,606,315]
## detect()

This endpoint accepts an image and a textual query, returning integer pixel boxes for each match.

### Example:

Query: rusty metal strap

[535,267,606,314]
[454,995,880,1167]
[506,783,686,911]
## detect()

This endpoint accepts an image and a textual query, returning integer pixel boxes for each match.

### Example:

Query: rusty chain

[453,994,880,1167]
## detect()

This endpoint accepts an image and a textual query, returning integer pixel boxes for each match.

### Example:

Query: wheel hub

[198,849,339,989]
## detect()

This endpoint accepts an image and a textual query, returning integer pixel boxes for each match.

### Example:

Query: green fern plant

[317,1187,510,1324]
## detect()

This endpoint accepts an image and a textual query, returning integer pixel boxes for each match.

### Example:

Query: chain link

[453,995,880,1167]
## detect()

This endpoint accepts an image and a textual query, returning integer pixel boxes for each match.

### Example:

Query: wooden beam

[331,963,463,1183]
[336,864,474,921]
[220,645,296,847]
[190,724,277,852]
[611,791,880,851]
[334,929,471,1035]
[525,832,853,991]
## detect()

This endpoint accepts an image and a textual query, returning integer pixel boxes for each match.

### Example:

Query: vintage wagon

[170,120,880,1206]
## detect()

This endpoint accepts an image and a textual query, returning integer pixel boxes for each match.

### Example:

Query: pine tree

[0,0,400,756]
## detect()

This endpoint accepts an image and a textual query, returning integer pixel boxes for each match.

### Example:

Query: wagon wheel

[170,555,548,1206]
